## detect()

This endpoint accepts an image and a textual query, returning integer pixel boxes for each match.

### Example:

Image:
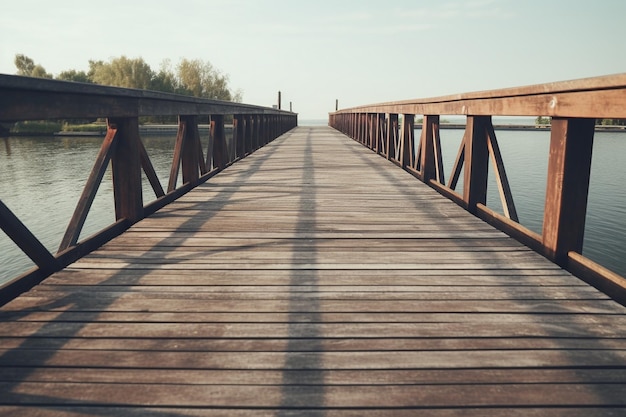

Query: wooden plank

[542,117,595,264]
[2,381,626,407]
[0,406,624,417]
[330,73,626,118]
[1,126,626,414]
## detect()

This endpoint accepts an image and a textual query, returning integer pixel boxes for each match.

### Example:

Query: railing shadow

[278,128,325,415]
[337,127,626,409]
[0,130,296,413]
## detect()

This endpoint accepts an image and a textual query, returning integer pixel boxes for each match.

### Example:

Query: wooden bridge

[1,74,626,415]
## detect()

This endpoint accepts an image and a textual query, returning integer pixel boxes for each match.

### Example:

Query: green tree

[88,56,154,89]
[150,59,179,94]
[598,118,626,126]
[535,116,551,125]
[57,69,92,83]
[14,54,52,78]
[177,58,232,100]
[14,53,242,102]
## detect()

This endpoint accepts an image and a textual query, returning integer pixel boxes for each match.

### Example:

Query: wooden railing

[329,73,626,304]
[0,75,297,304]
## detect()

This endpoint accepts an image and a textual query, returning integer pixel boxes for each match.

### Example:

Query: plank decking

[1,126,626,416]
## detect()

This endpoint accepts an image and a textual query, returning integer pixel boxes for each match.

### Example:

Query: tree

[535,116,550,125]
[14,53,242,102]
[14,54,52,78]
[88,56,154,89]
[57,69,92,83]
[176,58,232,100]
[150,59,179,94]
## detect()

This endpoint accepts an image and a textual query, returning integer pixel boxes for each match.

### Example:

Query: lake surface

[1,124,625,284]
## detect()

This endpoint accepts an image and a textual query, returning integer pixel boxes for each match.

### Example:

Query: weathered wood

[485,118,518,221]
[420,115,445,183]
[542,118,595,265]
[0,74,295,121]
[211,114,228,169]
[329,73,626,118]
[138,136,165,199]
[2,126,625,415]
[110,117,143,223]
[386,113,398,160]
[400,114,414,168]
[447,130,466,190]
[58,123,118,251]
[167,118,186,192]
[0,201,58,273]
[462,116,490,212]
[179,115,201,186]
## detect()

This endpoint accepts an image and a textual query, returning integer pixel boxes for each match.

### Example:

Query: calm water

[1,125,625,284]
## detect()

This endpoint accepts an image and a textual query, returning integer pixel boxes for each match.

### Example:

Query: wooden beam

[168,120,186,192]
[386,114,398,161]
[420,115,444,183]
[448,130,467,191]
[463,116,490,212]
[485,121,518,222]
[138,138,165,199]
[330,73,626,119]
[0,200,59,274]
[58,124,118,251]
[110,117,143,223]
[399,114,414,169]
[542,117,595,265]
[0,74,294,121]
[211,115,228,169]
[179,115,201,186]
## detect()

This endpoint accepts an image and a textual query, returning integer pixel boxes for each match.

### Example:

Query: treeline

[535,116,625,126]
[14,54,242,102]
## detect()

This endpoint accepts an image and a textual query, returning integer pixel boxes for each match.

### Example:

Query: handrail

[329,73,626,305]
[0,75,297,304]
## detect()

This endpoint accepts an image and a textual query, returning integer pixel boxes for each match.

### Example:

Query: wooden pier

[1,126,626,415]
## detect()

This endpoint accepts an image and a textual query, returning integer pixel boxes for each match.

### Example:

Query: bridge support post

[542,117,595,265]
[233,115,245,159]
[400,114,415,169]
[211,115,228,169]
[386,114,398,161]
[244,115,253,155]
[110,117,143,223]
[420,115,445,183]
[180,115,204,184]
[463,116,490,213]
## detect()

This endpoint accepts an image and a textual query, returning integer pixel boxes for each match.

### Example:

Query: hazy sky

[1,0,625,119]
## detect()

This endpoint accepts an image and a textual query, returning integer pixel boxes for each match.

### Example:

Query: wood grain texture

[1,126,625,415]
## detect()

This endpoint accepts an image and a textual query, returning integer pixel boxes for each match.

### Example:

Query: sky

[1,0,625,120]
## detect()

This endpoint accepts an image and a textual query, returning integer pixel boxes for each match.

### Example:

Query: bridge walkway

[1,126,625,416]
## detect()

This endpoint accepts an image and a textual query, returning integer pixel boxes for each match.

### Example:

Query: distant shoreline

[4,123,625,137]
[416,123,626,132]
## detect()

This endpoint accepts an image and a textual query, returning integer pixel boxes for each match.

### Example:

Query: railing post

[211,114,228,169]
[253,115,261,151]
[110,117,143,223]
[420,115,444,183]
[400,114,415,168]
[180,115,202,185]
[244,115,253,155]
[542,117,596,265]
[463,116,490,213]
[387,114,398,160]
[234,115,245,158]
